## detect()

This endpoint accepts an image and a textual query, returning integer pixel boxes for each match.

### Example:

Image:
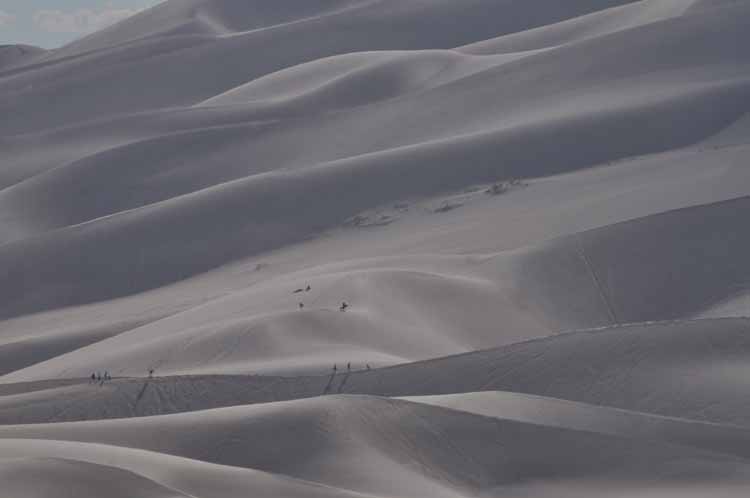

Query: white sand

[2,0,750,496]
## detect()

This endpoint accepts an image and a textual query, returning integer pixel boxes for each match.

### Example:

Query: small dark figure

[299,302,304,310]
[96,373,102,382]
[333,364,338,372]
[366,364,371,370]
[340,302,349,312]
[306,285,311,292]
[148,369,154,378]
[347,362,351,371]
[104,371,110,381]
[293,288,304,294]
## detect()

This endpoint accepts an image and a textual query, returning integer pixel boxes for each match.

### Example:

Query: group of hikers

[89,369,156,384]
[332,362,371,373]
[294,283,368,373]
[85,283,359,387]
[294,283,350,312]
[90,371,112,383]
[296,284,312,309]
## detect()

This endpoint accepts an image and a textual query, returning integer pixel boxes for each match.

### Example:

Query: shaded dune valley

[3,0,750,497]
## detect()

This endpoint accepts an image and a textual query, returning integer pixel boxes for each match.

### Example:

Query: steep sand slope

[404,391,750,458]
[4,2,748,190]
[459,0,697,54]
[0,137,746,381]
[1,319,750,427]
[0,182,748,382]
[346,318,750,426]
[196,50,516,109]
[1,86,748,319]
[51,0,641,58]
[0,4,746,324]
[6,378,750,463]
[1,191,749,381]
[518,196,750,326]
[0,440,376,498]
[0,45,46,71]
[2,396,750,498]
[0,458,189,498]
[0,0,639,135]
[50,0,372,58]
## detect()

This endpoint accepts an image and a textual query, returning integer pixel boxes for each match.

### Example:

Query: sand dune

[1,78,748,318]
[1,190,749,381]
[0,457,190,498]
[338,318,750,426]
[0,439,375,498]
[3,395,750,498]
[459,0,697,54]
[52,0,640,59]
[3,0,750,496]
[0,45,46,71]
[2,318,750,428]
[6,2,749,175]
[6,370,750,464]
[1,2,747,247]
[404,391,750,458]
[0,0,640,136]
[0,138,747,378]
[5,74,744,245]
[196,50,515,110]
[518,195,750,326]
[0,195,745,388]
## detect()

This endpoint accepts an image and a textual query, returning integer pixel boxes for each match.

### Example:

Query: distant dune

[0,45,46,71]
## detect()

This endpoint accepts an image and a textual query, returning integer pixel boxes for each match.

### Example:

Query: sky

[0,1,163,48]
